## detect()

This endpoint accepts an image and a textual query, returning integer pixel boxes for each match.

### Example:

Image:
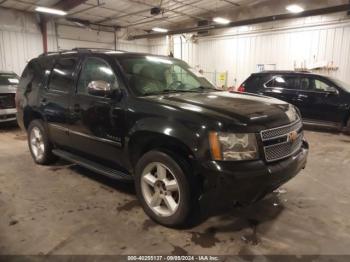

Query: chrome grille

[0,93,15,109]
[261,120,303,162]
[261,120,302,141]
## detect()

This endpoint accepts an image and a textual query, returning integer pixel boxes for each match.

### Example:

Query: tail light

[237,85,246,92]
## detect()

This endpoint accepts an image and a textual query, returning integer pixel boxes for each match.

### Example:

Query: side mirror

[87,80,111,97]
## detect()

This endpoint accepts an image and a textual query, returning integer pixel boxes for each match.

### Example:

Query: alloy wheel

[141,162,180,217]
[30,127,45,161]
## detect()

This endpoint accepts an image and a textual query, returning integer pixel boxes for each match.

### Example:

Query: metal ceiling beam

[67,3,106,16]
[128,0,206,21]
[54,0,88,11]
[96,8,151,24]
[220,0,240,7]
[130,4,350,39]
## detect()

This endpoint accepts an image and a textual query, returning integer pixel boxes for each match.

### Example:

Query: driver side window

[77,57,119,95]
[303,77,337,93]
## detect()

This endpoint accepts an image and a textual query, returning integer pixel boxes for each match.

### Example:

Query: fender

[125,116,209,165]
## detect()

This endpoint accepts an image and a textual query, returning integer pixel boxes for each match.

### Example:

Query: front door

[297,76,343,124]
[69,56,126,168]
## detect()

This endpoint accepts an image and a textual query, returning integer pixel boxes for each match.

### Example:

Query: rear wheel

[135,150,192,227]
[28,120,57,165]
[344,118,350,135]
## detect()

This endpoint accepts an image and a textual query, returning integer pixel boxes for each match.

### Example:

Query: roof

[38,48,178,60]
[253,70,316,75]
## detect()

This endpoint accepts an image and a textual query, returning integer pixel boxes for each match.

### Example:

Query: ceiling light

[152,27,168,33]
[286,4,304,13]
[213,17,230,24]
[35,6,67,16]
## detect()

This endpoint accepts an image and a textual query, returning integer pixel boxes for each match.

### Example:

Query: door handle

[298,94,308,98]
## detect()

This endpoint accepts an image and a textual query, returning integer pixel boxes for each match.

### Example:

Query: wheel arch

[128,130,196,170]
[23,108,44,130]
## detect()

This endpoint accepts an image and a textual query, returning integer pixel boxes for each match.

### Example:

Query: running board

[52,149,133,181]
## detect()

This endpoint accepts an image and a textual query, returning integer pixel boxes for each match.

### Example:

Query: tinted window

[329,77,350,92]
[0,73,19,85]
[300,77,337,92]
[77,57,119,95]
[48,58,77,92]
[266,75,298,89]
[244,75,267,91]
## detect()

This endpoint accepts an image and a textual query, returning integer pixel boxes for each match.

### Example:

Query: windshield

[0,73,19,86]
[328,77,350,92]
[116,56,216,96]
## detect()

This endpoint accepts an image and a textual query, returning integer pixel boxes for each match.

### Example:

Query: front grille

[261,120,302,141]
[0,93,15,109]
[261,120,303,162]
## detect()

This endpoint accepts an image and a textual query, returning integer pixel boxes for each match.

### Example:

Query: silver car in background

[0,71,19,123]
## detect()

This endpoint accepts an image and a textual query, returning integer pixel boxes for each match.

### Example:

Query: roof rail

[39,48,125,57]
[39,49,76,57]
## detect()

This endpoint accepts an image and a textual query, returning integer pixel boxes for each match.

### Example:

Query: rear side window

[244,75,264,91]
[265,75,299,89]
[48,58,77,93]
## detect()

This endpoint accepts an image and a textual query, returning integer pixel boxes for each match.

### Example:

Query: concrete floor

[1,124,350,256]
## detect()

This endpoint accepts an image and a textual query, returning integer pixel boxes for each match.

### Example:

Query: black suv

[16,49,308,226]
[239,71,350,133]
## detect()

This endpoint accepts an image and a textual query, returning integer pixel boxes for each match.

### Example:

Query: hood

[143,91,298,129]
[0,85,17,94]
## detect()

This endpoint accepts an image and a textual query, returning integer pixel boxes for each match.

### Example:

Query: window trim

[263,75,299,91]
[299,76,339,94]
[47,57,78,94]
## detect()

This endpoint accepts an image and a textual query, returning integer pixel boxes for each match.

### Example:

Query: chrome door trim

[48,123,122,147]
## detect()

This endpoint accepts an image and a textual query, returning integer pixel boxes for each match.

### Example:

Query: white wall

[0,8,150,76]
[56,25,150,53]
[2,6,350,87]
[0,7,56,75]
[151,12,350,87]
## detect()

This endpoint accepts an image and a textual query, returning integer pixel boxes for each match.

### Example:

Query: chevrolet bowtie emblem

[288,131,298,143]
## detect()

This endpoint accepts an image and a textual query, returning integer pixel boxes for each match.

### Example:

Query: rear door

[42,56,78,149]
[262,74,301,105]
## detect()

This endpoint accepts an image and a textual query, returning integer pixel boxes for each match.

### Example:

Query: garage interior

[1,0,350,257]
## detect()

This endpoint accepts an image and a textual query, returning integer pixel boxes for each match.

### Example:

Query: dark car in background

[16,49,308,226]
[0,71,19,123]
[238,71,350,133]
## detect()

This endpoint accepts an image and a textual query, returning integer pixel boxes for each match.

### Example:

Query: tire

[135,150,192,227]
[344,118,350,135]
[27,120,57,165]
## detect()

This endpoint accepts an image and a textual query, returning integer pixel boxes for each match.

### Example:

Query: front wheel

[135,150,192,227]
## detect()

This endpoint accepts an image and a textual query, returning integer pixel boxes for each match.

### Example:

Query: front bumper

[0,108,17,123]
[199,140,309,205]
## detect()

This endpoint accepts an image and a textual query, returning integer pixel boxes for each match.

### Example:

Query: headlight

[209,132,259,161]
[286,104,299,122]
